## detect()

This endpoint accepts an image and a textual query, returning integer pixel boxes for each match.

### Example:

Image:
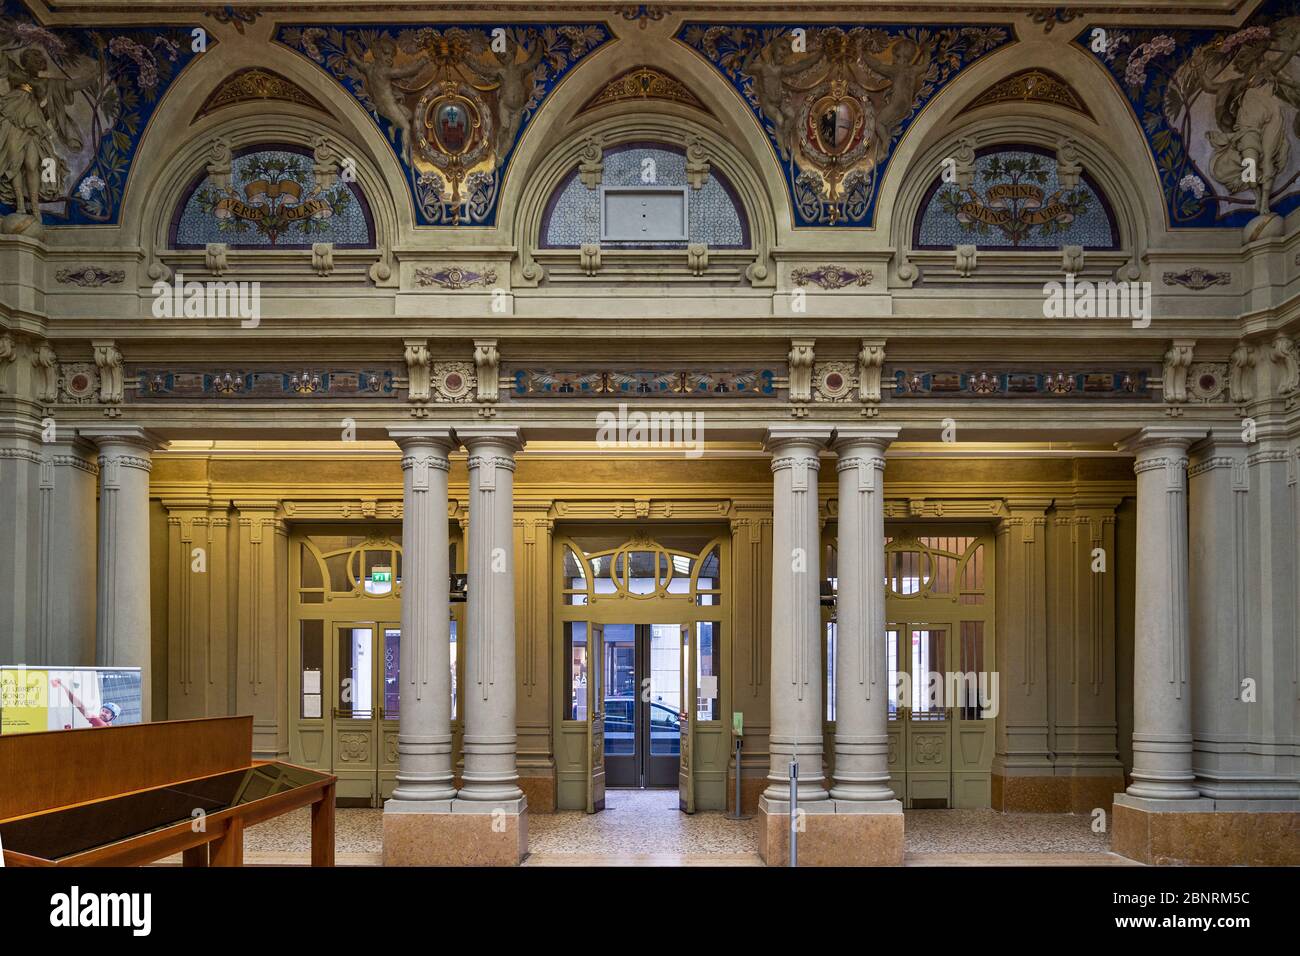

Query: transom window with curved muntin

[560,532,723,606]
[298,533,403,603]
[821,534,986,604]
[883,535,986,604]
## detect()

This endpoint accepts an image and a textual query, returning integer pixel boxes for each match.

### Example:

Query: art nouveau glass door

[331,621,400,806]
[586,623,606,813]
[677,623,695,813]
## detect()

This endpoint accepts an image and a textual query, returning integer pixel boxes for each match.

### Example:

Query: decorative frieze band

[509,368,779,399]
[130,367,400,400]
[891,367,1153,399]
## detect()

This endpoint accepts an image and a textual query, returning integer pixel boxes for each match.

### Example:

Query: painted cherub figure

[464,32,548,159]
[740,35,826,161]
[346,34,430,164]
[857,35,935,163]
[0,47,97,217]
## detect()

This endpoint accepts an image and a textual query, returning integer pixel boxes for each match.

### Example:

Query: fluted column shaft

[82,426,163,721]
[1121,426,1205,799]
[389,428,457,804]
[458,425,525,802]
[830,428,898,801]
[764,425,832,803]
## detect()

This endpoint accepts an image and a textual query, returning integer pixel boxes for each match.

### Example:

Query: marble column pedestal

[755,796,903,866]
[1112,794,1300,866]
[382,797,529,866]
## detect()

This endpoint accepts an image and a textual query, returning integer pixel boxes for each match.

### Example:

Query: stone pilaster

[0,420,44,665]
[163,499,232,719]
[39,436,99,667]
[727,504,772,815]
[233,501,289,759]
[387,428,457,809]
[515,504,556,812]
[991,498,1052,810]
[81,425,163,720]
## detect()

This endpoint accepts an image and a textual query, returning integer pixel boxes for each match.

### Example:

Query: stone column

[0,420,43,665]
[762,425,831,806]
[387,427,457,806]
[830,426,899,803]
[41,436,100,667]
[395,424,528,867]
[457,425,525,805]
[1119,427,1205,800]
[81,425,163,721]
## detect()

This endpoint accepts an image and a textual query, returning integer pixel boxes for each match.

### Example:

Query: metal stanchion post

[788,757,798,867]
[729,734,751,820]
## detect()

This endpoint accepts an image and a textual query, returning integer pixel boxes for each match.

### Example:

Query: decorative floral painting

[171,146,374,248]
[0,0,202,225]
[275,21,611,226]
[676,21,1012,227]
[1081,0,1300,227]
[915,147,1118,249]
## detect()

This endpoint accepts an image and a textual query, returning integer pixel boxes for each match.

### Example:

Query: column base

[992,770,1125,813]
[756,796,903,866]
[382,797,528,866]
[1111,794,1300,866]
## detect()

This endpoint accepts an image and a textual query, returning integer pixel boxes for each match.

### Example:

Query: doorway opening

[602,623,683,789]
[288,525,465,807]
[554,527,729,813]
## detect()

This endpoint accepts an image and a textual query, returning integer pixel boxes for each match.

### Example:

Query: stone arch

[496,28,792,254]
[118,29,417,259]
[133,113,401,286]
[873,35,1171,259]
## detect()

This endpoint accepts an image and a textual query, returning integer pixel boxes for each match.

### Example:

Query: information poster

[0,666,143,734]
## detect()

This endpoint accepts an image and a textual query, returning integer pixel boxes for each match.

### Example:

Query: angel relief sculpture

[684,23,1009,225]
[283,23,608,225]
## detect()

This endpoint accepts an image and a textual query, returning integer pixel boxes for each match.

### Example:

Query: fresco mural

[1082,0,1300,229]
[275,22,611,226]
[676,21,1013,227]
[0,0,202,230]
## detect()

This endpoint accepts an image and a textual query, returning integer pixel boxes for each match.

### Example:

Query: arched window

[540,142,749,250]
[560,532,723,605]
[298,533,402,602]
[170,143,375,249]
[913,145,1118,251]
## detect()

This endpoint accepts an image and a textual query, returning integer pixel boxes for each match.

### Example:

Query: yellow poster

[0,668,49,735]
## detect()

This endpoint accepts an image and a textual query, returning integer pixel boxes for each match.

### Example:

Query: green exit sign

[371,567,392,583]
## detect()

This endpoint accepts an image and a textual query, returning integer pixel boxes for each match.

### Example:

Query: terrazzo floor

[193,789,1131,866]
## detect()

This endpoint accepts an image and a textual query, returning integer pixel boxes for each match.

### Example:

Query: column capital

[388,425,455,451]
[1116,425,1207,457]
[457,424,524,454]
[78,424,167,454]
[763,424,832,455]
[831,425,900,456]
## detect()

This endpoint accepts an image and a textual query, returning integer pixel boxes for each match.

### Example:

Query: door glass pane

[886,626,900,719]
[910,626,946,720]
[337,626,373,718]
[826,621,837,722]
[383,628,400,717]
[604,624,636,756]
[650,624,680,755]
[565,622,587,720]
[450,619,458,721]
[300,620,323,719]
[695,622,720,721]
[959,620,985,719]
